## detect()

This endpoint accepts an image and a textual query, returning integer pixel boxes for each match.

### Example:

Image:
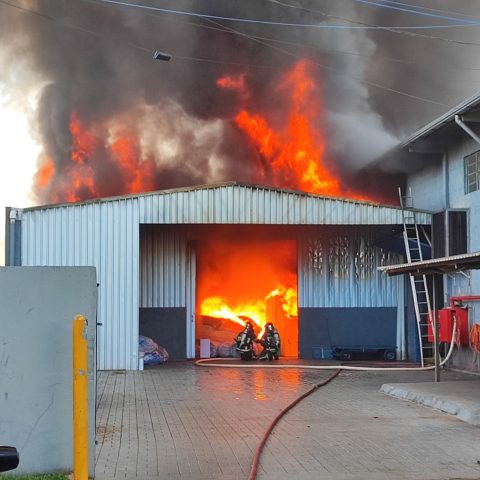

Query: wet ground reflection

[194,360,309,402]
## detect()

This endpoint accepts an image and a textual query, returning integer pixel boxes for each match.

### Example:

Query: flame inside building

[196,240,298,357]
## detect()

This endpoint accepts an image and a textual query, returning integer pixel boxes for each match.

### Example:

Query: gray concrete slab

[381,379,480,426]
[96,363,480,480]
[0,267,97,477]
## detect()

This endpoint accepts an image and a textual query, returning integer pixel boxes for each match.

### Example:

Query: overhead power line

[93,0,480,30]
[264,0,480,46]
[359,0,480,21]
[351,0,480,25]
[0,0,472,108]
[0,0,152,52]
[198,15,450,108]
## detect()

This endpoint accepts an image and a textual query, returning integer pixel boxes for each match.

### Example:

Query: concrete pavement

[95,362,480,480]
[381,379,480,426]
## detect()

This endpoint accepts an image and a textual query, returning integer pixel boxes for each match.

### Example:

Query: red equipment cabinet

[427,307,469,344]
[452,307,470,345]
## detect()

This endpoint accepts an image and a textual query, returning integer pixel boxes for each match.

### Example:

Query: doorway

[195,239,298,358]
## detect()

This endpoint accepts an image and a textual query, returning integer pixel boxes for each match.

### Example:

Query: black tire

[340,351,353,361]
[384,349,396,361]
[268,353,273,361]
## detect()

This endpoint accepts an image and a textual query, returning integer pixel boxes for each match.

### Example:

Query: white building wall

[21,200,140,370]
[407,134,480,281]
[444,137,480,311]
[408,163,446,212]
[407,132,480,370]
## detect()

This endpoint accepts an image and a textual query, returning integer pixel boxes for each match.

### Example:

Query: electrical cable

[263,0,480,46]
[92,0,480,30]
[268,0,479,21]
[375,0,480,21]
[189,13,480,71]
[246,368,341,480]
[351,0,479,25]
[0,0,466,107]
[222,24,480,70]
[0,0,153,53]
[199,16,450,107]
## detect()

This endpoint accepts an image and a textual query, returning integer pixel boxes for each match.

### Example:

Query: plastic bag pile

[139,335,169,365]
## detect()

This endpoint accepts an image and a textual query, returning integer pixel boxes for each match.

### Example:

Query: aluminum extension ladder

[398,187,434,367]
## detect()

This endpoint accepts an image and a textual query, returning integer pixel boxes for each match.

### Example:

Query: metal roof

[21,181,392,210]
[402,91,480,147]
[378,251,480,276]
[17,182,431,226]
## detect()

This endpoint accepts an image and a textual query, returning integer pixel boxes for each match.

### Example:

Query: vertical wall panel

[298,234,401,308]
[140,226,186,308]
[21,200,139,370]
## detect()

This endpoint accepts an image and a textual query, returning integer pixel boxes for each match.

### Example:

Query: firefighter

[235,321,257,360]
[257,322,280,360]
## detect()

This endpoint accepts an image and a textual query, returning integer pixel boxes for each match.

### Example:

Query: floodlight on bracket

[153,51,172,61]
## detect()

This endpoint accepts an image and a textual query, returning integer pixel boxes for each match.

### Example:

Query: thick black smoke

[1,0,479,202]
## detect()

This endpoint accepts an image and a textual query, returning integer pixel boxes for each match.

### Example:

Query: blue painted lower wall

[299,307,397,359]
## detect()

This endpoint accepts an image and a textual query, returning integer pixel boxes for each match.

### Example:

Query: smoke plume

[1,0,479,203]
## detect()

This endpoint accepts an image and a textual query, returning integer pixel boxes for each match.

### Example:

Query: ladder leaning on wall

[398,187,434,367]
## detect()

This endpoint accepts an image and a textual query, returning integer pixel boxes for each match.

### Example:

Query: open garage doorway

[195,239,298,358]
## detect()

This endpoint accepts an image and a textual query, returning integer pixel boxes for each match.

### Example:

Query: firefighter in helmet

[235,320,257,360]
[257,322,280,360]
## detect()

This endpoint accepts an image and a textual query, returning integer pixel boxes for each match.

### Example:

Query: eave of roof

[401,91,480,148]
[378,251,480,276]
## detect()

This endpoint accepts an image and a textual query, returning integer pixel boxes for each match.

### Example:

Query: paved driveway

[95,362,480,480]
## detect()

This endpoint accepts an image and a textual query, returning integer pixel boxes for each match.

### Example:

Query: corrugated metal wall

[21,199,140,370]
[298,235,401,307]
[17,184,429,369]
[140,226,186,307]
[137,184,430,225]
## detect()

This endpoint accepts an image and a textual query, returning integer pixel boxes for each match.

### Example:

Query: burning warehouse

[6,183,430,370]
[2,0,480,372]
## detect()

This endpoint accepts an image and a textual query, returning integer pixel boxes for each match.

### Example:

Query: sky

[1,0,480,265]
[0,95,39,265]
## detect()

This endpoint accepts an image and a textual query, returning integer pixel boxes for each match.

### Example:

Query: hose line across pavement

[246,368,341,480]
[195,323,456,479]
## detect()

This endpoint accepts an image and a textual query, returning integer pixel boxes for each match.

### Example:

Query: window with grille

[465,150,480,194]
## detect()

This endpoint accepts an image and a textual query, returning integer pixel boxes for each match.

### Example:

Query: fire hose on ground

[195,319,457,480]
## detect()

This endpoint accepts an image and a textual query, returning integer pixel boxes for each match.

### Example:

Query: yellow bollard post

[73,315,88,480]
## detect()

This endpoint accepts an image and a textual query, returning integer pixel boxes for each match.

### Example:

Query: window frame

[464,150,480,194]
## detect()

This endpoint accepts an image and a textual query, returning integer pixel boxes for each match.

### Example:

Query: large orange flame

[200,285,297,338]
[65,114,99,202]
[218,60,364,199]
[110,137,157,194]
[35,113,160,203]
[37,158,55,188]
